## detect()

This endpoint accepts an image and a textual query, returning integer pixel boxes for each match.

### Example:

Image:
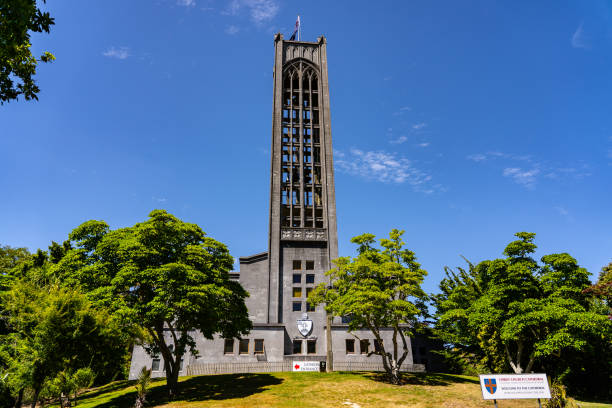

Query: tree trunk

[326,313,333,372]
[14,388,24,408]
[389,359,401,385]
[30,387,41,408]
[165,367,180,399]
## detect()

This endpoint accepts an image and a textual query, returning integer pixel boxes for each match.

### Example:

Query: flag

[289,15,300,40]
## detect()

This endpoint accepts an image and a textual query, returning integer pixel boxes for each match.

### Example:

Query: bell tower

[267,33,338,332]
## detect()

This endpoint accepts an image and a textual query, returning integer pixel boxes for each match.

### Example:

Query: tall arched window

[280,59,323,229]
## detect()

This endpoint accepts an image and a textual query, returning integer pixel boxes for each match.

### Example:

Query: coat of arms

[297,313,313,337]
[484,378,497,394]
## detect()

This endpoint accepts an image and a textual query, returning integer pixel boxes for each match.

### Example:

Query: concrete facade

[128,35,423,379]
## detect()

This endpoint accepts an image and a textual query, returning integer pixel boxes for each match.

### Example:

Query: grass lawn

[65,372,611,408]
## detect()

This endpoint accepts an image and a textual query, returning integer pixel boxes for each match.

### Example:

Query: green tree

[432,258,507,373]
[583,261,612,317]
[0,0,55,104]
[1,281,125,408]
[311,229,428,384]
[52,210,252,398]
[433,233,611,396]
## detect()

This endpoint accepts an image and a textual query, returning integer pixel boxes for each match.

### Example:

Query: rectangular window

[151,357,160,371]
[292,167,300,183]
[254,339,265,354]
[314,147,320,163]
[224,339,234,354]
[305,274,315,284]
[305,261,314,270]
[303,146,312,163]
[293,339,302,354]
[341,315,352,324]
[239,339,249,355]
[345,339,355,354]
[304,191,313,206]
[315,187,322,206]
[306,301,315,312]
[293,274,301,284]
[307,340,316,354]
[292,301,302,312]
[303,167,312,184]
[179,359,184,371]
[360,339,370,354]
[293,287,302,298]
[374,339,383,353]
[306,287,313,298]
[293,260,302,270]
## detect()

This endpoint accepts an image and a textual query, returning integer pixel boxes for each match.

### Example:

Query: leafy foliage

[0,282,125,407]
[432,232,612,398]
[544,381,579,408]
[51,210,252,398]
[0,0,55,103]
[134,366,151,408]
[311,229,428,384]
[583,261,612,318]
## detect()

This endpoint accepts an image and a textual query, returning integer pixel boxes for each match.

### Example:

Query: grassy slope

[69,372,611,408]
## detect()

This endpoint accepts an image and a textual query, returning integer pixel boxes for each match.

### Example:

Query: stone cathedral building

[129,34,427,379]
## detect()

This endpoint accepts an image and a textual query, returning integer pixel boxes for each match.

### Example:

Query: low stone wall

[185,361,425,376]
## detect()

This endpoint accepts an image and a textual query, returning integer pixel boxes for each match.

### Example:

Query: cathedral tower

[267,34,339,330]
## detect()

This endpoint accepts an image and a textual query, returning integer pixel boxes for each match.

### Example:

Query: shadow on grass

[95,373,283,408]
[80,380,133,400]
[367,372,479,386]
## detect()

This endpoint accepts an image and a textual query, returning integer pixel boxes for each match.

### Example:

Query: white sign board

[479,374,551,400]
[292,361,319,372]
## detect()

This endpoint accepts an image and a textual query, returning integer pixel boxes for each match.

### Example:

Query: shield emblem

[297,314,313,337]
[484,378,497,394]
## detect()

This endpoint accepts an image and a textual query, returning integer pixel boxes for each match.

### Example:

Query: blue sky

[1,0,611,294]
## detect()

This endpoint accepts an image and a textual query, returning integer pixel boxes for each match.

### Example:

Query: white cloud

[225,0,279,24]
[467,151,532,162]
[102,46,130,60]
[554,206,569,216]
[418,142,430,148]
[467,153,487,162]
[412,122,427,130]
[503,167,540,189]
[393,106,412,116]
[177,0,195,6]
[389,136,408,145]
[333,149,345,158]
[469,150,591,187]
[336,148,440,193]
[153,197,168,203]
[571,22,589,49]
[225,25,240,35]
